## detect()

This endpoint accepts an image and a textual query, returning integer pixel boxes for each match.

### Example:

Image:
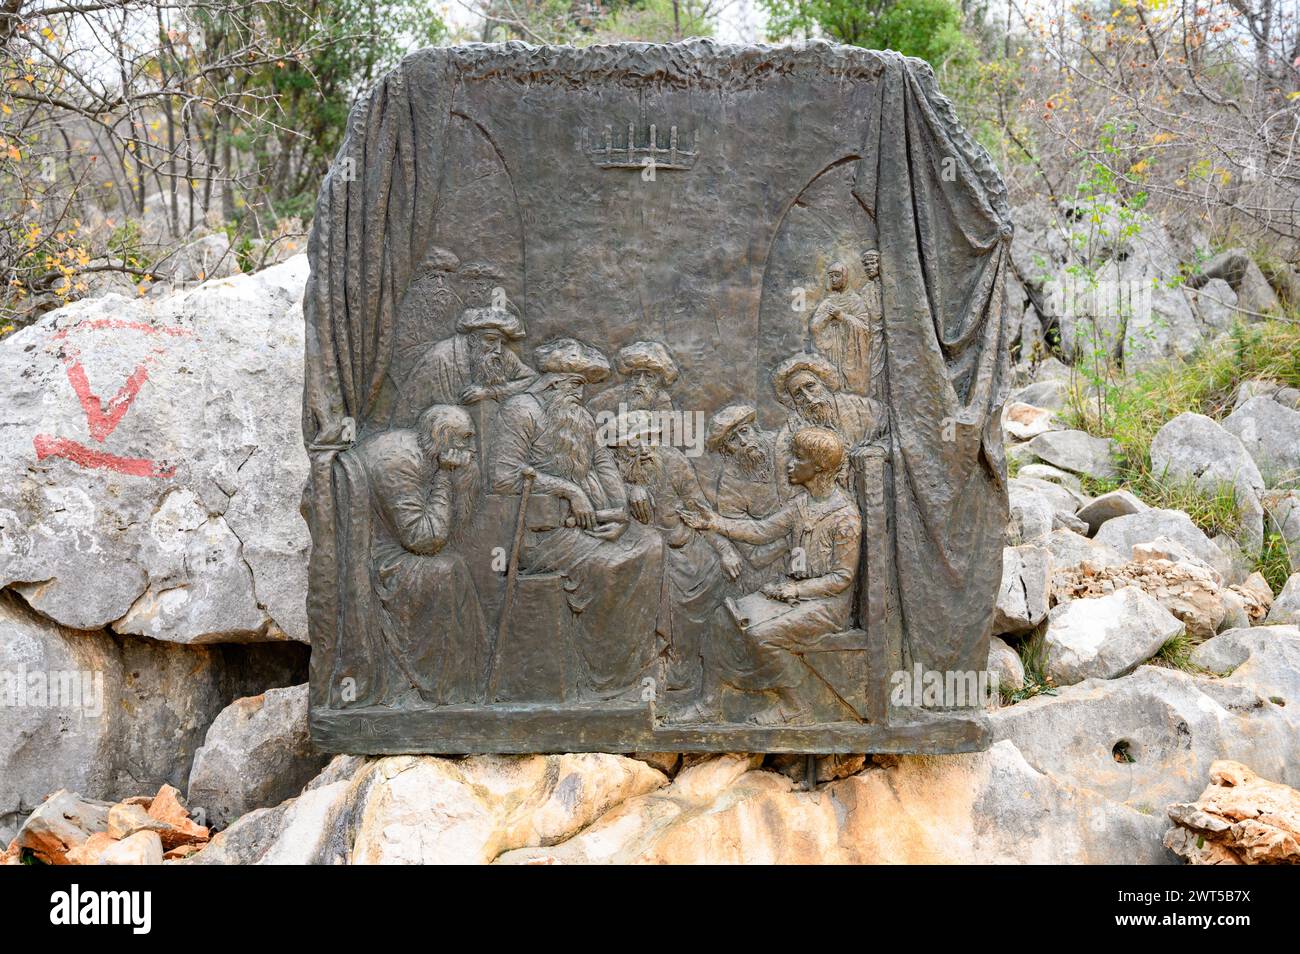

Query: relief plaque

[303,41,1014,754]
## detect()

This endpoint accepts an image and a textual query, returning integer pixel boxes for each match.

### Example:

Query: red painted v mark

[63,358,150,443]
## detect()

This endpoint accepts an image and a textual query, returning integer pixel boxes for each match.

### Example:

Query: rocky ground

[1,206,1298,864]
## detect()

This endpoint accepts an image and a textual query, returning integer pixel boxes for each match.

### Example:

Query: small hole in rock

[1112,740,1136,764]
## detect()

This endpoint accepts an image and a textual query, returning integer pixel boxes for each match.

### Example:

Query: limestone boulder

[1002,402,1058,441]
[4,790,111,865]
[1267,573,1300,625]
[1191,625,1300,704]
[98,830,164,866]
[1149,412,1264,550]
[0,256,311,642]
[1188,278,1237,334]
[993,544,1052,635]
[1024,430,1118,480]
[988,636,1025,695]
[1042,586,1185,685]
[1223,396,1300,488]
[1094,509,1227,577]
[496,744,1170,864]
[1165,761,1300,864]
[1045,528,1126,572]
[1054,556,1225,640]
[992,666,1299,810]
[188,753,669,865]
[0,592,306,844]
[1076,489,1148,536]
[1017,463,1082,492]
[187,684,328,831]
[1264,490,1300,573]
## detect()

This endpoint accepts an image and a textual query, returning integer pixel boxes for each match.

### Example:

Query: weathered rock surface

[1002,402,1057,441]
[1076,490,1147,536]
[1191,247,1280,317]
[994,544,1052,635]
[98,829,165,866]
[1267,573,1300,624]
[1094,508,1227,577]
[1017,463,1083,492]
[187,684,327,831]
[0,592,306,844]
[1053,556,1226,640]
[189,753,668,865]
[1024,430,1119,480]
[5,790,111,865]
[1046,528,1126,571]
[1165,761,1300,864]
[1007,482,1055,544]
[1264,490,1300,573]
[992,666,1299,811]
[1189,278,1237,334]
[1042,586,1184,685]
[988,636,1025,694]
[1223,396,1300,488]
[1191,625,1300,704]
[1149,412,1264,549]
[0,256,311,642]
[497,743,1169,864]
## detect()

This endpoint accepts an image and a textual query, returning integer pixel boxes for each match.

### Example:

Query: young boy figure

[678,426,861,725]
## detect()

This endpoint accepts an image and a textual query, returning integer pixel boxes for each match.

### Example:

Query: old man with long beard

[396,306,537,425]
[772,352,887,494]
[489,339,663,701]
[606,409,735,706]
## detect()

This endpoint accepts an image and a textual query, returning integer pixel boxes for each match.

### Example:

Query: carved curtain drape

[303,45,1012,711]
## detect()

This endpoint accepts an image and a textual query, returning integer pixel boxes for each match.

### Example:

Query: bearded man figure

[588,340,679,415]
[352,404,487,706]
[606,409,736,703]
[396,306,537,425]
[705,403,789,592]
[771,352,887,495]
[489,339,664,700]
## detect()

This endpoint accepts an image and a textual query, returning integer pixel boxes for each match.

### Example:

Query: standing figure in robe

[809,260,874,398]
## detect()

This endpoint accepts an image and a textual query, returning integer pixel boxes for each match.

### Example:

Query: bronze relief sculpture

[303,41,1013,754]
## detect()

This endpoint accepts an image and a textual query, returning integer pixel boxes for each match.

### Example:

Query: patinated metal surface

[302,41,1013,754]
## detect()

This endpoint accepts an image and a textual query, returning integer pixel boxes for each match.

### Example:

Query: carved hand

[627,485,653,524]
[566,488,597,530]
[762,581,800,603]
[460,384,493,404]
[720,549,742,581]
[439,448,475,470]
[676,500,715,531]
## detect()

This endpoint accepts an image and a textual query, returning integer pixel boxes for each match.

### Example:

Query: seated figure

[678,426,861,725]
[353,404,487,706]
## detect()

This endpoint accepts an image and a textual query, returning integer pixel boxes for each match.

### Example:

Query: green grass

[1255,532,1295,594]
[1150,630,1211,675]
[1059,319,1300,593]
[1002,630,1058,704]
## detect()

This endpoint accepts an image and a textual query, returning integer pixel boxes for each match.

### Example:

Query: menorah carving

[581,122,698,171]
